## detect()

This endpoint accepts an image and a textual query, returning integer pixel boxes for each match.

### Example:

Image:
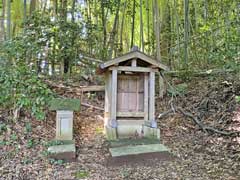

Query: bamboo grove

[0,0,239,76]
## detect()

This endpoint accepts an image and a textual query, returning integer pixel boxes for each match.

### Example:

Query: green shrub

[0,64,54,120]
[167,83,188,96]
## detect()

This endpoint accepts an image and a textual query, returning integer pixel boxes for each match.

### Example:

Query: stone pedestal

[56,110,73,140]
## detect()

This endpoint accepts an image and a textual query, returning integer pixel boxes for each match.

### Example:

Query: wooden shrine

[98,47,168,140]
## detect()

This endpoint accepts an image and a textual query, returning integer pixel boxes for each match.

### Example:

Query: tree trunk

[30,0,37,15]
[139,0,144,52]
[184,0,189,69]
[51,0,58,75]
[154,0,161,61]
[130,0,136,48]
[193,0,198,31]
[7,0,10,39]
[108,0,121,59]
[70,0,76,75]
[62,0,69,74]
[119,0,127,53]
[23,0,27,24]
[0,0,5,41]
[146,0,150,52]
[173,0,180,65]
[154,0,164,98]
[101,0,107,57]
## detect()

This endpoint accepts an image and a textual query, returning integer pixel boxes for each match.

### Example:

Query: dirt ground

[1,76,240,180]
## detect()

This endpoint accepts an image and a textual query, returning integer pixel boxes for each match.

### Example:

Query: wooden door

[117,75,144,115]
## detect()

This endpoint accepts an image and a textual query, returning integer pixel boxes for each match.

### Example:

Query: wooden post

[110,69,118,127]
[104,72,110,126]
[144,73,149,122]
[149,71,157,127]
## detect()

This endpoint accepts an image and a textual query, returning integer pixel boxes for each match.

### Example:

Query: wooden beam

[149,72,155,123]
[104,73,110,126]
[109,66,158,73]
[80,85,104,92]
[144,73,149,122]
[81,103,104,111]
[117,112,144,117]
[110,69,118,127]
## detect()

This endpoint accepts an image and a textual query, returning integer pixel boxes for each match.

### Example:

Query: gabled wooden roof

[99,50,169,71]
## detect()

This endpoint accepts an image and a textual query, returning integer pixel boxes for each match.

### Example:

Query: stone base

[48,143,76,161]
[105,125,160,140]
[143,126,160,139]
[105,126,117,140]
[109,144,169,157]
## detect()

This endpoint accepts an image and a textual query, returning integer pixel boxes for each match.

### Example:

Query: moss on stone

[49,98,80,111]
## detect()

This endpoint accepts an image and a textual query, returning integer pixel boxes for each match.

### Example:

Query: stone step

[109,144,169,157]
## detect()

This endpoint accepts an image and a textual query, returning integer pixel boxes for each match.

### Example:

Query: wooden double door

[116,74,146,137]
[117,74,144,114]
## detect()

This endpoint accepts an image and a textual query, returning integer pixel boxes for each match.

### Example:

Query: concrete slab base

[109,144,169,157]
[48,143,76,161]
[107,151,174,166]
[107,143,173,166]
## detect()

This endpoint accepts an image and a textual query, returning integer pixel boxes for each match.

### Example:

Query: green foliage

[0,140,7,146]
[44,140,64,147]
[0,61,54,120]
[49,98,80,111]
[10,133,18,141]
[49,158,64,165]
[27,139,34,148]
[224,59,240,72]
[44,140,74,148]
[120,169,130,178]
[236,96,240,104]
[22,158,33,165]
[168,83,188,96]
[24,122,32,133]
[95,127,104,135]
[0,123,7,134]
[41,150,50,157]
[75,170,89,179]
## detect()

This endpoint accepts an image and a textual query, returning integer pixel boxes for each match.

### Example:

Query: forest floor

[1,75,240,180]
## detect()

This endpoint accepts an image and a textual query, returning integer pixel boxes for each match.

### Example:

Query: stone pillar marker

[56,110,74,140]
[48,98,80,161]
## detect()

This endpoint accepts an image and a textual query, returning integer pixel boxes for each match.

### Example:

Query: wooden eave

[98,50,169,74]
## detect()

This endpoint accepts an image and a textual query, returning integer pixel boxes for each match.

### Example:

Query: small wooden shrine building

[98,47,168,140]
